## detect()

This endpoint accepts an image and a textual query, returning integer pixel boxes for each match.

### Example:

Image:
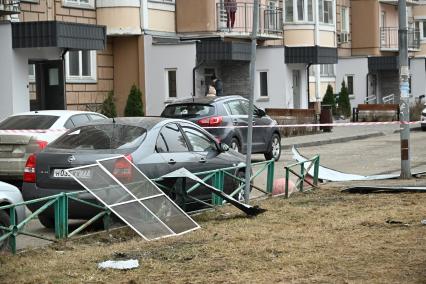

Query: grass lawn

[1,185,425,283]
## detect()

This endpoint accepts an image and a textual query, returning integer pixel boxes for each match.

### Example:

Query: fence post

[300,162,305,192]
[313,156,320,186]
[266,160,275,193]
[8,206,16,254]
[212,170,224,205]
[284,167,289,199]
[54,193,68,239]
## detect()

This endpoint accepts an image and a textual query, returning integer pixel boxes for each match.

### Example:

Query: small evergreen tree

[124,84,144,117]
[338,80,351,118]
[100,91,117,118]
[322,84,337,115]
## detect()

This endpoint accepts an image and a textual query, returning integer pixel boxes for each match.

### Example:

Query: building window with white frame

[166,69,177,98]
[65,50,97,83]
[28,64,35,82]
[285,0,313,22]
[63,0,94,8]
[259,71,268,97]
[414,20,426,40]
[341,7,349,32]
[320,64,335,77]
[319,0,333,24]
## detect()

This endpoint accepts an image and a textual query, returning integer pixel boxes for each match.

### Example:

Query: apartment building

[336,0,424,107]
[0,0,108,120]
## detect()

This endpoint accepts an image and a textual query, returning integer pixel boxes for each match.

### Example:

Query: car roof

[9,110,102,117]
[85,116,187,130]
[165,95,246,105]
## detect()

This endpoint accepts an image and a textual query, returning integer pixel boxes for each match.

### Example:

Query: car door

[223,99,248,153]
[240,100,270,152]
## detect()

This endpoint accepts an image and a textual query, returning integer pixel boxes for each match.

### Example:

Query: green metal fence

[0,160,275,254]
[284,155,320,198]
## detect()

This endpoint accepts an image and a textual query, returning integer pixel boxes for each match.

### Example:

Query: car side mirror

[254,108,266,117]
[220,143,229,152]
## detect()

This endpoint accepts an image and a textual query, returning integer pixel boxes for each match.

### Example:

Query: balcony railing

[216,3,283,37]
[380,27,420,50]
[0,0,20,16]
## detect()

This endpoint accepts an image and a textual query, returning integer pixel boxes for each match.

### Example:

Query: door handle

[252,121,256,125]
[199,157,206,163]
[232,119,238,126]
[168,159,176,165]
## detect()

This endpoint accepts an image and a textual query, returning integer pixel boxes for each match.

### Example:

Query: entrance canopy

[12,21,106,50]
[285,45,338,64]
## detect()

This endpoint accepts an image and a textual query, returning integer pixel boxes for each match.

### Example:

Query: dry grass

[1,185,426,284]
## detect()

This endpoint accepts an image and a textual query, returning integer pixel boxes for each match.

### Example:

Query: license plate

[53,169,91,179]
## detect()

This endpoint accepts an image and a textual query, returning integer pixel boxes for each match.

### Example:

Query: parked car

[0,110,107,187]
[161,95,281,161]
[422,105,426,131]
[0,181,26,251]
[22,117,246,228]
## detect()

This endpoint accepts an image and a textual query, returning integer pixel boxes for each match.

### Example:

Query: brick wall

[221,62,250,97]
[20,0,113,111]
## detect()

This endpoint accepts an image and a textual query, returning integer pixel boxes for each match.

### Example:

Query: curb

[281,132,385,150]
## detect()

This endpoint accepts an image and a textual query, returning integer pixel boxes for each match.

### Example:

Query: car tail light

[197,116,223,127]
[113,154,133,183]
[36,140,48,150]
[23,154,36,183]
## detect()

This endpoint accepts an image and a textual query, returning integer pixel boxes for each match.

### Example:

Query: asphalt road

[13,128,426,252]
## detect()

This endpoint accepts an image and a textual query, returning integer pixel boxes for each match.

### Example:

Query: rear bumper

[22,182,103,220]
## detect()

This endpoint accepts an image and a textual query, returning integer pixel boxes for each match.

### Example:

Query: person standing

[212,75,223,96]
[224,0,237,29]
[206,85,217,97]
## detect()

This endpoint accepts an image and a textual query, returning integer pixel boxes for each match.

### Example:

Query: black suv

[161,96,281,161]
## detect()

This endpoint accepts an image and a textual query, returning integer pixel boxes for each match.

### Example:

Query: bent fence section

[0,160,275,254]
[284,155,320,198]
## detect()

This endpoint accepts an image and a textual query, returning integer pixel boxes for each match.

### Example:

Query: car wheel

[38,215,55,229]
[0,210,11,251]
[230,137,241,153]
[264,133,281,161]
[422,125,426,131]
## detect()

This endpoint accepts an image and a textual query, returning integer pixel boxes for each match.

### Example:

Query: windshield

[162,104,215,119]
[48,124,147,150]
[0,115,59,130]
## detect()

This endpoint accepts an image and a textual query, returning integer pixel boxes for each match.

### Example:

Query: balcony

[380,27,420,51]
[216,3,283,38]
[0,0,20,16]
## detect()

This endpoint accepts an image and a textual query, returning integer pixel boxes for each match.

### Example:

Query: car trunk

[36,151,122,190]
[0,134,37,178]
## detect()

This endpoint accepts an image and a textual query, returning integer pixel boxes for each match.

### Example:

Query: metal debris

[342,186,426,194]
[98,259,139,270]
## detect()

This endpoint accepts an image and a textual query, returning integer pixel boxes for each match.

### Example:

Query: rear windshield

[48,124,147,150]
[0,115,59,130]
[162,104,215,119]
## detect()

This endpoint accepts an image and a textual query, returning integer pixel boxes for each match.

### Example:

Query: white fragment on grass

[98,259,139,270]
[421,220,426,225]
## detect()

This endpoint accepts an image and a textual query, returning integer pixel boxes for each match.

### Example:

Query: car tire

[264,133,281,161]
[422,125,426,131]
[230,137,241,153]
[38,215,55,229]
[0,210,11,251]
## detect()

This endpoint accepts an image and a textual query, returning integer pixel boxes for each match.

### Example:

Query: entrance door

[292,70,301,109]
[36,60,65,110]
[367,73,377,103]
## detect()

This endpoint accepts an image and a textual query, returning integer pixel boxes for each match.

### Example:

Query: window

[225,100,248,115]
[65,50,96,83]
[319,0,333,24]
[341,7,349,32]
[63,0,94,8]
[166,69,177,98]
[156,123,189,153]
[182,126,217,152]
[423,21,426,38]
[28,64,35,82]
[161,104,215,118]
[0,115,58,130]
[259,72,268,97]
[320,64,335,77]
[286,0,313,22]
[346,75,354,95]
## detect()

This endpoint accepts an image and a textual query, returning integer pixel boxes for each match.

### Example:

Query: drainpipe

[307,63,312,106]
[61,48,68,110]
[314,0,321,116]
[140,0,148,33]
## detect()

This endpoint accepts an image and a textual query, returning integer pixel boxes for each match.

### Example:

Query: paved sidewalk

[281,122,421,149]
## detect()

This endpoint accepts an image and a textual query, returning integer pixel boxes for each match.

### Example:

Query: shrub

[124,84,144,117]
[100,91,117,118]
[338,80,351,118]
[322,84,337,115]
